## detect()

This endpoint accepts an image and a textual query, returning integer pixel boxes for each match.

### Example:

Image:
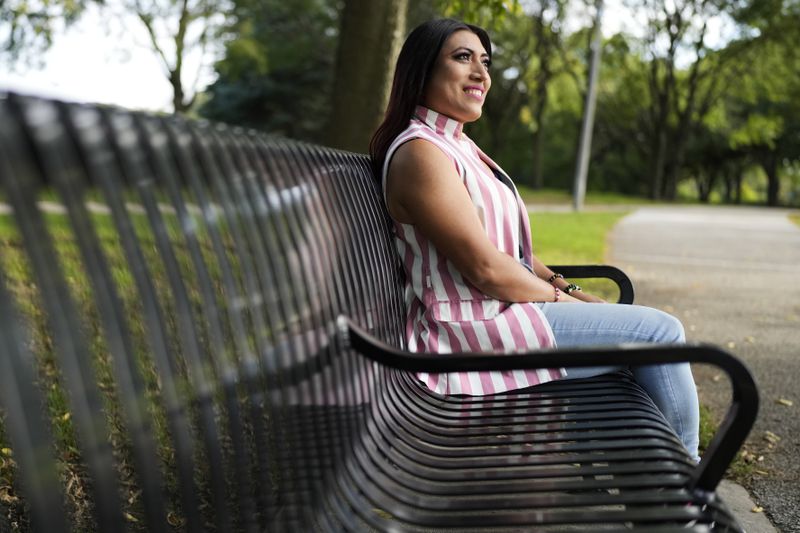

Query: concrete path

[607,205,799,532]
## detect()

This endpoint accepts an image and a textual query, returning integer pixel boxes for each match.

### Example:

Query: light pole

[572,0,604,212]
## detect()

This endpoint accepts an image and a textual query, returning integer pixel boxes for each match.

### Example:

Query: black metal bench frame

[0,92,758,532]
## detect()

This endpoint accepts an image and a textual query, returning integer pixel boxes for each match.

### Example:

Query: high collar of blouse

[414,105,464,139]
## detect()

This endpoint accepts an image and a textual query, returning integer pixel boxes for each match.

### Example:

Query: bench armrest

[339,315,758,494]
[547,264,634,304]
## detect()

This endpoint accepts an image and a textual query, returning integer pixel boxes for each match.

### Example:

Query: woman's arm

[529,255,606,303]
[386,139,579,303]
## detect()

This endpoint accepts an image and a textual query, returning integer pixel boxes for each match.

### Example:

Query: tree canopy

[4,0,799,205]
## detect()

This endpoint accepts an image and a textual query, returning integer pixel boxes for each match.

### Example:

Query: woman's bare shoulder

[389,138,456,185]
[386,138,463,224]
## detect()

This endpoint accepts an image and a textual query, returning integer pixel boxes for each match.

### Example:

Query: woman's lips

[464,86,484,100]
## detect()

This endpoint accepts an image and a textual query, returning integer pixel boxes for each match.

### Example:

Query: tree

[729,0,800,205]
[726,51,800,205]
[323,0,409,152]
[1,0,98,65]
[527,0,572,189]
[119,0,230,113]
[2,0,230,114]
[626,0,753,200]
[200,0,340,140]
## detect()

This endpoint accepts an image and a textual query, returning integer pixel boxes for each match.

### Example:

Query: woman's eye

[482,59,492,68]
[454,53,470,61]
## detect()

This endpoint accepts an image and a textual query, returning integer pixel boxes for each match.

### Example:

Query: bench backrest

[0,93,406,531]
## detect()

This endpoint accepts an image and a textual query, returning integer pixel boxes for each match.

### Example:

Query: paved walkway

[607,205,799,532]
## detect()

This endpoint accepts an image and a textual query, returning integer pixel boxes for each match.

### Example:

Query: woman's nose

[471,65,488,80]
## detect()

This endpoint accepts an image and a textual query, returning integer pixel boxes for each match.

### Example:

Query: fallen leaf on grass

[755,470,769,476]
[0,448,12,456]
[776,398,793,407]
[0,487,19,504]
[167,512,185,527]
[124,512,138,523]
[740,450,757,463]
[764,431,781,444]
[751,506,764,513]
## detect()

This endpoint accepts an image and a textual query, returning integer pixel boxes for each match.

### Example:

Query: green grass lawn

[529,211,629,301]
[0,209,211,531]
[790,213,800,227]
[516,186,654,206]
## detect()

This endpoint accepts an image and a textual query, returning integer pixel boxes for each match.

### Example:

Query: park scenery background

[1,1,799,532]
[3,0,800,207]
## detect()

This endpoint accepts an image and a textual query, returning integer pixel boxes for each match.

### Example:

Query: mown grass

[529,211,629,302]
[516,186,655,206]
[0,205,229,532]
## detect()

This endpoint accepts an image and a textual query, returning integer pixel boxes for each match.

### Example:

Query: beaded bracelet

[564,283,582,294]
[553,286,561,302]
[547,273,564,284]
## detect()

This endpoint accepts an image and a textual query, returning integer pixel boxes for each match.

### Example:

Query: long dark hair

[369,19,492,178]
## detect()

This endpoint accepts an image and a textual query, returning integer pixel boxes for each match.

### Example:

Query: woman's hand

[557,292,582,303]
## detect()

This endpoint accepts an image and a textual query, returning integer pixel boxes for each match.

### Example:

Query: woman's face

[422,29,491,123]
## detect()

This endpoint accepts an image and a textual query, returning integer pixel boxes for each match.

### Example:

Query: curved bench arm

[547,264,635,304]
[339,315,758,493]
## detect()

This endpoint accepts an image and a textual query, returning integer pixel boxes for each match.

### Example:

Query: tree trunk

[722,165,742,204]
[531,129,544,189]
[723,172,734,203]
[735,172,742,204]
[764,153,781,206]
[531,8,551,190]
[325,0,408,152]
[649,127,667,200]
[170,69,188,114]
[531,74,549,189]
[696,172,717,203]
[663,22,708,202]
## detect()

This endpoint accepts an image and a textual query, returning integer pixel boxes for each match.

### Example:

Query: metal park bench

[0,92,758,532]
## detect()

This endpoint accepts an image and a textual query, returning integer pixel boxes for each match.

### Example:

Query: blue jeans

[537,302,700,461]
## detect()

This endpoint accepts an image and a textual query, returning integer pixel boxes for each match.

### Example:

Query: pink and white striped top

[382,105,565,396]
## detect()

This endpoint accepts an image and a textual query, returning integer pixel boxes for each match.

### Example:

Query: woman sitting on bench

[369,18,700,461]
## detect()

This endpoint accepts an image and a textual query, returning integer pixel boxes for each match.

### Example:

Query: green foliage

[529,210,629,300]
[438,0,522,28]
[1,0,98,64]
[199,0,339,141]
[0,199,248,530]
[12,0,800,205]
[196,0,799,206]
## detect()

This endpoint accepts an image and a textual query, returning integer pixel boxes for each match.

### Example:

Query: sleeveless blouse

[382,105,565,395]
